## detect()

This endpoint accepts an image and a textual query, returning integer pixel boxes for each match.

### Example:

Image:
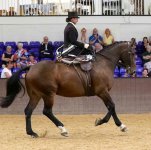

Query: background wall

[0,16,151,43]
[0,78,151,115]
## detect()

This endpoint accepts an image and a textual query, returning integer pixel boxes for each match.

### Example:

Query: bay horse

[0,42,135,138]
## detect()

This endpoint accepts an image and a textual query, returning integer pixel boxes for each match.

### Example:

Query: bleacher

[0,41,144,78]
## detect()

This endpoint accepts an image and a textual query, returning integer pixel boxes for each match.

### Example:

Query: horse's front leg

[96,91,127,132]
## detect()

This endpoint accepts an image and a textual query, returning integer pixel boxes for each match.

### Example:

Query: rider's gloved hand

[84,44,93,51]
[84,43,89,49]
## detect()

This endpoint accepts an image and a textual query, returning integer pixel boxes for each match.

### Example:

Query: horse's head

[120,42,136,76]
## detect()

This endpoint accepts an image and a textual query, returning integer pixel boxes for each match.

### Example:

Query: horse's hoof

[28,132,39,138]
[95,118,103,126]
[31,134,39,138]
[120,124,128,132]
[121,126,128,132]
[61,131,69,137]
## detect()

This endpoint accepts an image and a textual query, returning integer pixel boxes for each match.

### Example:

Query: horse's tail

[0,66,30,108]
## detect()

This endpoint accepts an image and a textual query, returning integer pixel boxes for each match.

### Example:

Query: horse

[0,41,136,138]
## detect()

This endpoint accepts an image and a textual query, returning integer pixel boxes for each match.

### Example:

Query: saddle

[56,44,94,71]
[57,54,93,71]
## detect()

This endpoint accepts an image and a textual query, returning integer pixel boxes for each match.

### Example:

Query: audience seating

[53,41,64,49]
[135,57,142,66]
[114,67,120,77]
[29,41,40,49]
[12,67,20,73]
[136,67,143,77]
[136,41,144,56]
[0,42,5,51]
[5,41,17,49]
[0,40,148,78]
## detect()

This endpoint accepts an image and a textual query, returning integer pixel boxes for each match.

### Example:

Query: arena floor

[0,114,151,150]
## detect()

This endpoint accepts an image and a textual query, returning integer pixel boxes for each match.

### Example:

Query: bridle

[97,43,135,76]
[120,43,135,76]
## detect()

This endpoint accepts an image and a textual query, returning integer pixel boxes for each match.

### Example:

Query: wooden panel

[0,78,151,114]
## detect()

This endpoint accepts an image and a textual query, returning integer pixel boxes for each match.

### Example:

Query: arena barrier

[0,78,151,114]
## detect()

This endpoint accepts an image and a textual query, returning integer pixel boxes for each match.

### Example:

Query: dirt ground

[0,114,151,150]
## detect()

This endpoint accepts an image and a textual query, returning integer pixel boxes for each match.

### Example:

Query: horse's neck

[99,44,122,68]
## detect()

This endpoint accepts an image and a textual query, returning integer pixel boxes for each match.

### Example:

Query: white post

[69,0,72,11]
[17,0,20,15]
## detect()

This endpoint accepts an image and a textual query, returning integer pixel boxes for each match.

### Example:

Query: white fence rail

[0,0,150,16]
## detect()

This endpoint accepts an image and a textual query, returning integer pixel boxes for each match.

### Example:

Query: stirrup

[68,54,77,58]
[86,55,93,61]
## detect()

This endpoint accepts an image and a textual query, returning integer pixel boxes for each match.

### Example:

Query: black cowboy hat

[66,11,79,22]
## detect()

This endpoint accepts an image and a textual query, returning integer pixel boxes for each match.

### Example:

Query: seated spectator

[148,36,151,46]
[21,52,38,78]
[142,44,151,65]
[1,46,14,68]
[103,28,114,46]
[142,37,149,53]
[80,27,87,43]
[143,45,151,72]
[142,68,148,77]
[89,28,103,46]
[27,53,38,66]
[39,36,54,60]
[1,61,13,78]
[13,43,29,68]
[142,68,151,77]
[94,43,103,53]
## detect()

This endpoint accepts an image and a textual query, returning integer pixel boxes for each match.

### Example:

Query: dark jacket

[39,43,54,60]
[64,23,84,49]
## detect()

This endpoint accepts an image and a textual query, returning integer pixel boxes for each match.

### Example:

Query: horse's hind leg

[96,91,127,132]
[24,93,41,138]
[42,95,68,137]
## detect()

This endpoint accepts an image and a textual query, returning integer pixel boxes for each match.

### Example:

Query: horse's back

[27,61,51,78]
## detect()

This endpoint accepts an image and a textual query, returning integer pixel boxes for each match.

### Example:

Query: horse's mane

[97,41,128,54]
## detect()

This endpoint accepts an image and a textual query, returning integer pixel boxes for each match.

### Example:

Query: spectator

[142,37,149,53]
[142,44,151,65]
[80,27,87,43]
[142,68,148,77]
[13,43,29,68]
[1,46,14,68]
[144,60,151,75]
[148,36,151,46]
[1,61,13,78]
[94,43,103,53]
[21,52,38,78]
[89,28,103,46]
[103,28,114,46]
[39,36,54,60]
[27,53,38,66]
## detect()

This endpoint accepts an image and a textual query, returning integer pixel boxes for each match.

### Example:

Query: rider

[61,11,93,59]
